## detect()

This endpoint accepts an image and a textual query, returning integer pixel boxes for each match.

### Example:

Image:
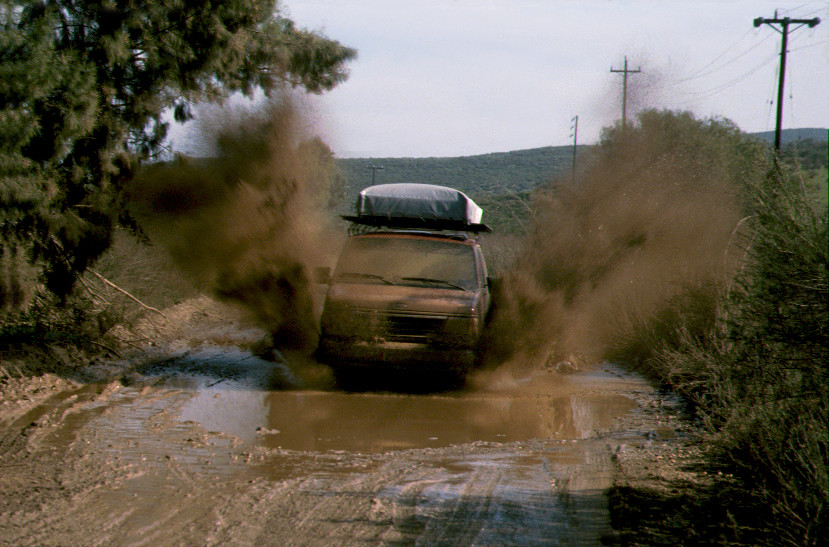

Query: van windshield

[334,236,478,291]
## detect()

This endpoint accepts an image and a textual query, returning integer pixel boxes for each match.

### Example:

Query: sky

[175,1,829,158]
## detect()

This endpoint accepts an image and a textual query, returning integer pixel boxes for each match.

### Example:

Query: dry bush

[93,230,197,306]
[708,171,826,544]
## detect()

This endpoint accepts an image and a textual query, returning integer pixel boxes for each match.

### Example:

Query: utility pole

[610,57,641,128]
[369,165,384,185]
[570,115,578,178]
[754,14,821,151]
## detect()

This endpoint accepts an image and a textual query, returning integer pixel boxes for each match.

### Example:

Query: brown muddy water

[179,372,636,454]
[97,346,642,456]
[1,346,669,545]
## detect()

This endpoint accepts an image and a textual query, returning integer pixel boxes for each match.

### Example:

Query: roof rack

[341,214,491,233]
[345,223,473,241]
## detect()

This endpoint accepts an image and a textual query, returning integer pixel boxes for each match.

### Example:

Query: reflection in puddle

[178,378,636,453]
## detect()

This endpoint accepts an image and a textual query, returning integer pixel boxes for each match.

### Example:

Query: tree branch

[87,269,166,318]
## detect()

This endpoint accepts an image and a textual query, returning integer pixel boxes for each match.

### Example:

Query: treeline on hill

[751,126,827,146]
[334,147,578,234]
[779,136,829,169]
[336,130,824,196]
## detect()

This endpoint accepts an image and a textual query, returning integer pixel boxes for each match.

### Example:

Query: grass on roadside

[0,230,199,378]
[613,165,827,545]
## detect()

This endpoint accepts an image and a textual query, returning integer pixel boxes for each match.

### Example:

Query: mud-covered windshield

[334,236,479,291]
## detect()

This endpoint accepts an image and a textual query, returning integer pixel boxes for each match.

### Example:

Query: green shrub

[652,166,828,545]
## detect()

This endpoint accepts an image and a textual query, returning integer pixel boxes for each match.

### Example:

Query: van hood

[325,282,481,317]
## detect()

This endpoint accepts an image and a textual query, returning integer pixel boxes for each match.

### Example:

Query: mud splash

[483,110,764,370]
[128,98,341,351]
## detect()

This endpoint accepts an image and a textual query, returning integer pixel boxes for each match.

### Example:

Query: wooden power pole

[754,14,821,151]
[610,57,641,128]
[570,115,578,177]
[369,165,384,185]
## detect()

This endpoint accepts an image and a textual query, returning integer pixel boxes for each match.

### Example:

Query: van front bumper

[317,338,476,372]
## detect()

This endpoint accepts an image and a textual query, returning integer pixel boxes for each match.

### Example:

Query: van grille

[384,315,446,343]
[354,311,446,343]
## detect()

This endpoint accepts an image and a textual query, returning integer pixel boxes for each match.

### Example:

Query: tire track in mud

[202,457,423,544]
[380,442,617,545]
[0,383,108,507]
[0,377,248,546]
[193,440,618,545]
[0,381,137,545]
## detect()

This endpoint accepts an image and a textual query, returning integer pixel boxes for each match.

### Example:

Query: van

[316,184,492,384]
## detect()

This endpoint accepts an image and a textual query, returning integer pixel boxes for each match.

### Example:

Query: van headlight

[442,316,479,347]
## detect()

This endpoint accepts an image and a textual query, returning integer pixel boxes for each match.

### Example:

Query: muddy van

[316,183,492,384]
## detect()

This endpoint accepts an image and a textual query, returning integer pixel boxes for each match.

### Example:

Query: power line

[680,29,757,81]
[679,32,774,83]
[786,5,827,19]
[672,4,824,91]
[677,53,779,101]
[777,3,812,15]
[788,39,829,52]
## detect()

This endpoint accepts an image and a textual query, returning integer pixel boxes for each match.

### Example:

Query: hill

[749,127,827,144]
[336,128,827,233]
[333,128,826,232]
[336,145,580,200]
[335,128,827,204]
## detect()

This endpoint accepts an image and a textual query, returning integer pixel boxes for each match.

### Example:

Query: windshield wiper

[400,277,466,291]
[336,272,396,285]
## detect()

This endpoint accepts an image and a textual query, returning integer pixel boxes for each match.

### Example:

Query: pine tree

[0,0,355,304]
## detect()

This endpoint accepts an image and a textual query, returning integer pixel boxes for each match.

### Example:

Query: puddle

[64,352,645,461]
[3,353,653,546]
[177,365,640,453]
[135,346,298,390]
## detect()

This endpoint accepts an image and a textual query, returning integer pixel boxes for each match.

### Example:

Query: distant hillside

[336,145,581,201]
[333,127,826,223]
[335,128,826,200]
[750,127,827,144]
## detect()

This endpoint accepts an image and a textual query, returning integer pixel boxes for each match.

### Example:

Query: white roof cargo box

[345,183,490,232]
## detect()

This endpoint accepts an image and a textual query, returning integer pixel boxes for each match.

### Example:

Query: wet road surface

[0,345,663,545]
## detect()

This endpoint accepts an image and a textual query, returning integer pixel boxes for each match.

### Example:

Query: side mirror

[314,266,331,284]
[487,276,501,291]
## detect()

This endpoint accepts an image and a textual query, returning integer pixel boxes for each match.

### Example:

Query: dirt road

[0,298,694,545]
